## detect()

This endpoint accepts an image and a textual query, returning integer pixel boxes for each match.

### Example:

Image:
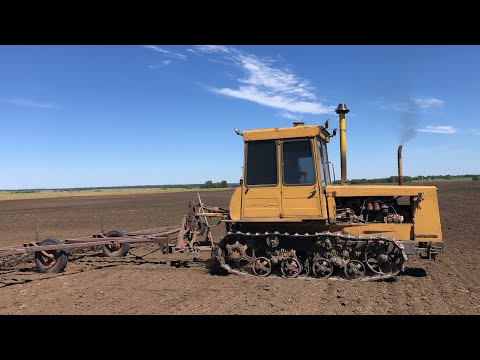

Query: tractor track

[217,230,407,281]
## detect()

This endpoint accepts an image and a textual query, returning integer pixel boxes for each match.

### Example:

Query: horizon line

[1,173,478,192]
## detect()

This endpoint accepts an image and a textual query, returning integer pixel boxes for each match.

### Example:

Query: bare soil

[0,182,478,314]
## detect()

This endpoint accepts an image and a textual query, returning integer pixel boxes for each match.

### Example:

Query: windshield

[317,138,331,186]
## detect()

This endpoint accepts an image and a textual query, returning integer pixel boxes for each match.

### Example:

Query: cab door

[281,139,322,219]
[242,140,282,219]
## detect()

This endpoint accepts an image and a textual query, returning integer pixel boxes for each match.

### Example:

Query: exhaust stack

[335,103,350,185]
[398,145,404,186]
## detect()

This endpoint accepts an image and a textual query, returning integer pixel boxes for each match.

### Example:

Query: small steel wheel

[102,230,130,257]
[312,258,333,278]
[280,258,302,278]
[34,238,68,273]
[387,246,406,276]
[252,257,272,277]
[344,260,365,280]
[365,243,391,274]
[225,239,255,269]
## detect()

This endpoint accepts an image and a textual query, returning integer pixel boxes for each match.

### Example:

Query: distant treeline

[200,180,229,189]
[1,182,238,192]
[333,174,479,185]
[2,174,478,192]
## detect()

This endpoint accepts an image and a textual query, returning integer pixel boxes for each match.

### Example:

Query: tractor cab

[229,121,335,222]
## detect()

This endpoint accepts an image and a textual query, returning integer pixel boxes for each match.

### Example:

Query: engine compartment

[335,196,413,224]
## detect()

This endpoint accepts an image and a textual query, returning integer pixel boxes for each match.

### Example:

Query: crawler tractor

[180,103,444,280]
[0,104,444,277]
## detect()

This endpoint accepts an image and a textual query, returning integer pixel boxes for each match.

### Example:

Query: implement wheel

[34,238,68,273]
[102,230,130,257]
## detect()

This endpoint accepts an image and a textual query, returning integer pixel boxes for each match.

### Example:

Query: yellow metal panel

[229,187,241,221]
[330,223,413,240]
[282,186,321,217]
[242,187,281,219]
[235,218,304,223]
[412,192,443,242]
[326,193,337,223]
[326,185,438,197]
[243,126,331,142]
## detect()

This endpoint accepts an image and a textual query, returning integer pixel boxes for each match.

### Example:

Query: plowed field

[0,182,478,314]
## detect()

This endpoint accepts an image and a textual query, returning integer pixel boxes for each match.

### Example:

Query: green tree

[201,180,229,189]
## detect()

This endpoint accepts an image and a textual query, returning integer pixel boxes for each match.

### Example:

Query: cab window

[283,140,316,185]
[246,141,278,186]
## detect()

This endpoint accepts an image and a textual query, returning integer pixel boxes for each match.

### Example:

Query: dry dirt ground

[0,182,478,315]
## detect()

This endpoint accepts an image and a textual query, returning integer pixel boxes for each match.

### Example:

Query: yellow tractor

[180,103,443,280]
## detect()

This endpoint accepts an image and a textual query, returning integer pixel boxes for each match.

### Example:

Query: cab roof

[242,124,332,142]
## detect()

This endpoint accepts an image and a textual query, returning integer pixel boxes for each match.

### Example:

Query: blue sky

[1,45,479,189]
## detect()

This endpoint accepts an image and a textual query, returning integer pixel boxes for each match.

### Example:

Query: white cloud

[195,45,230,53]
[214,86,334,114]
[144,45,334,115]
[469,128,480,135]
[413,97,444,108]
[417,125,457,134]
[5,97,56,109]
[144,45,187,60]
[235,54,317,100]
[148,60,171,69]
[279,112,301,120]
[200,47,333,115]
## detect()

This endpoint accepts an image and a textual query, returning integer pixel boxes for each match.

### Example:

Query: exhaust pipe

[336,103,350,185]
[398,145,404,186]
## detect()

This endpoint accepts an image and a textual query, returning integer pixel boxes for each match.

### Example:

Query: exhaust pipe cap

[335,103,350,114]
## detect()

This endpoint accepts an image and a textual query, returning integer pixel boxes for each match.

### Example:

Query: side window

[317,139,326,190]
[283,140,316,185]
[317,139,331,186]
[246,141,278,186]
[322,141,331,185]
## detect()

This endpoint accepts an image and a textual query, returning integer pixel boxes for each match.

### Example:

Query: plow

[0,194,217,274]
[0,103,444,281]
